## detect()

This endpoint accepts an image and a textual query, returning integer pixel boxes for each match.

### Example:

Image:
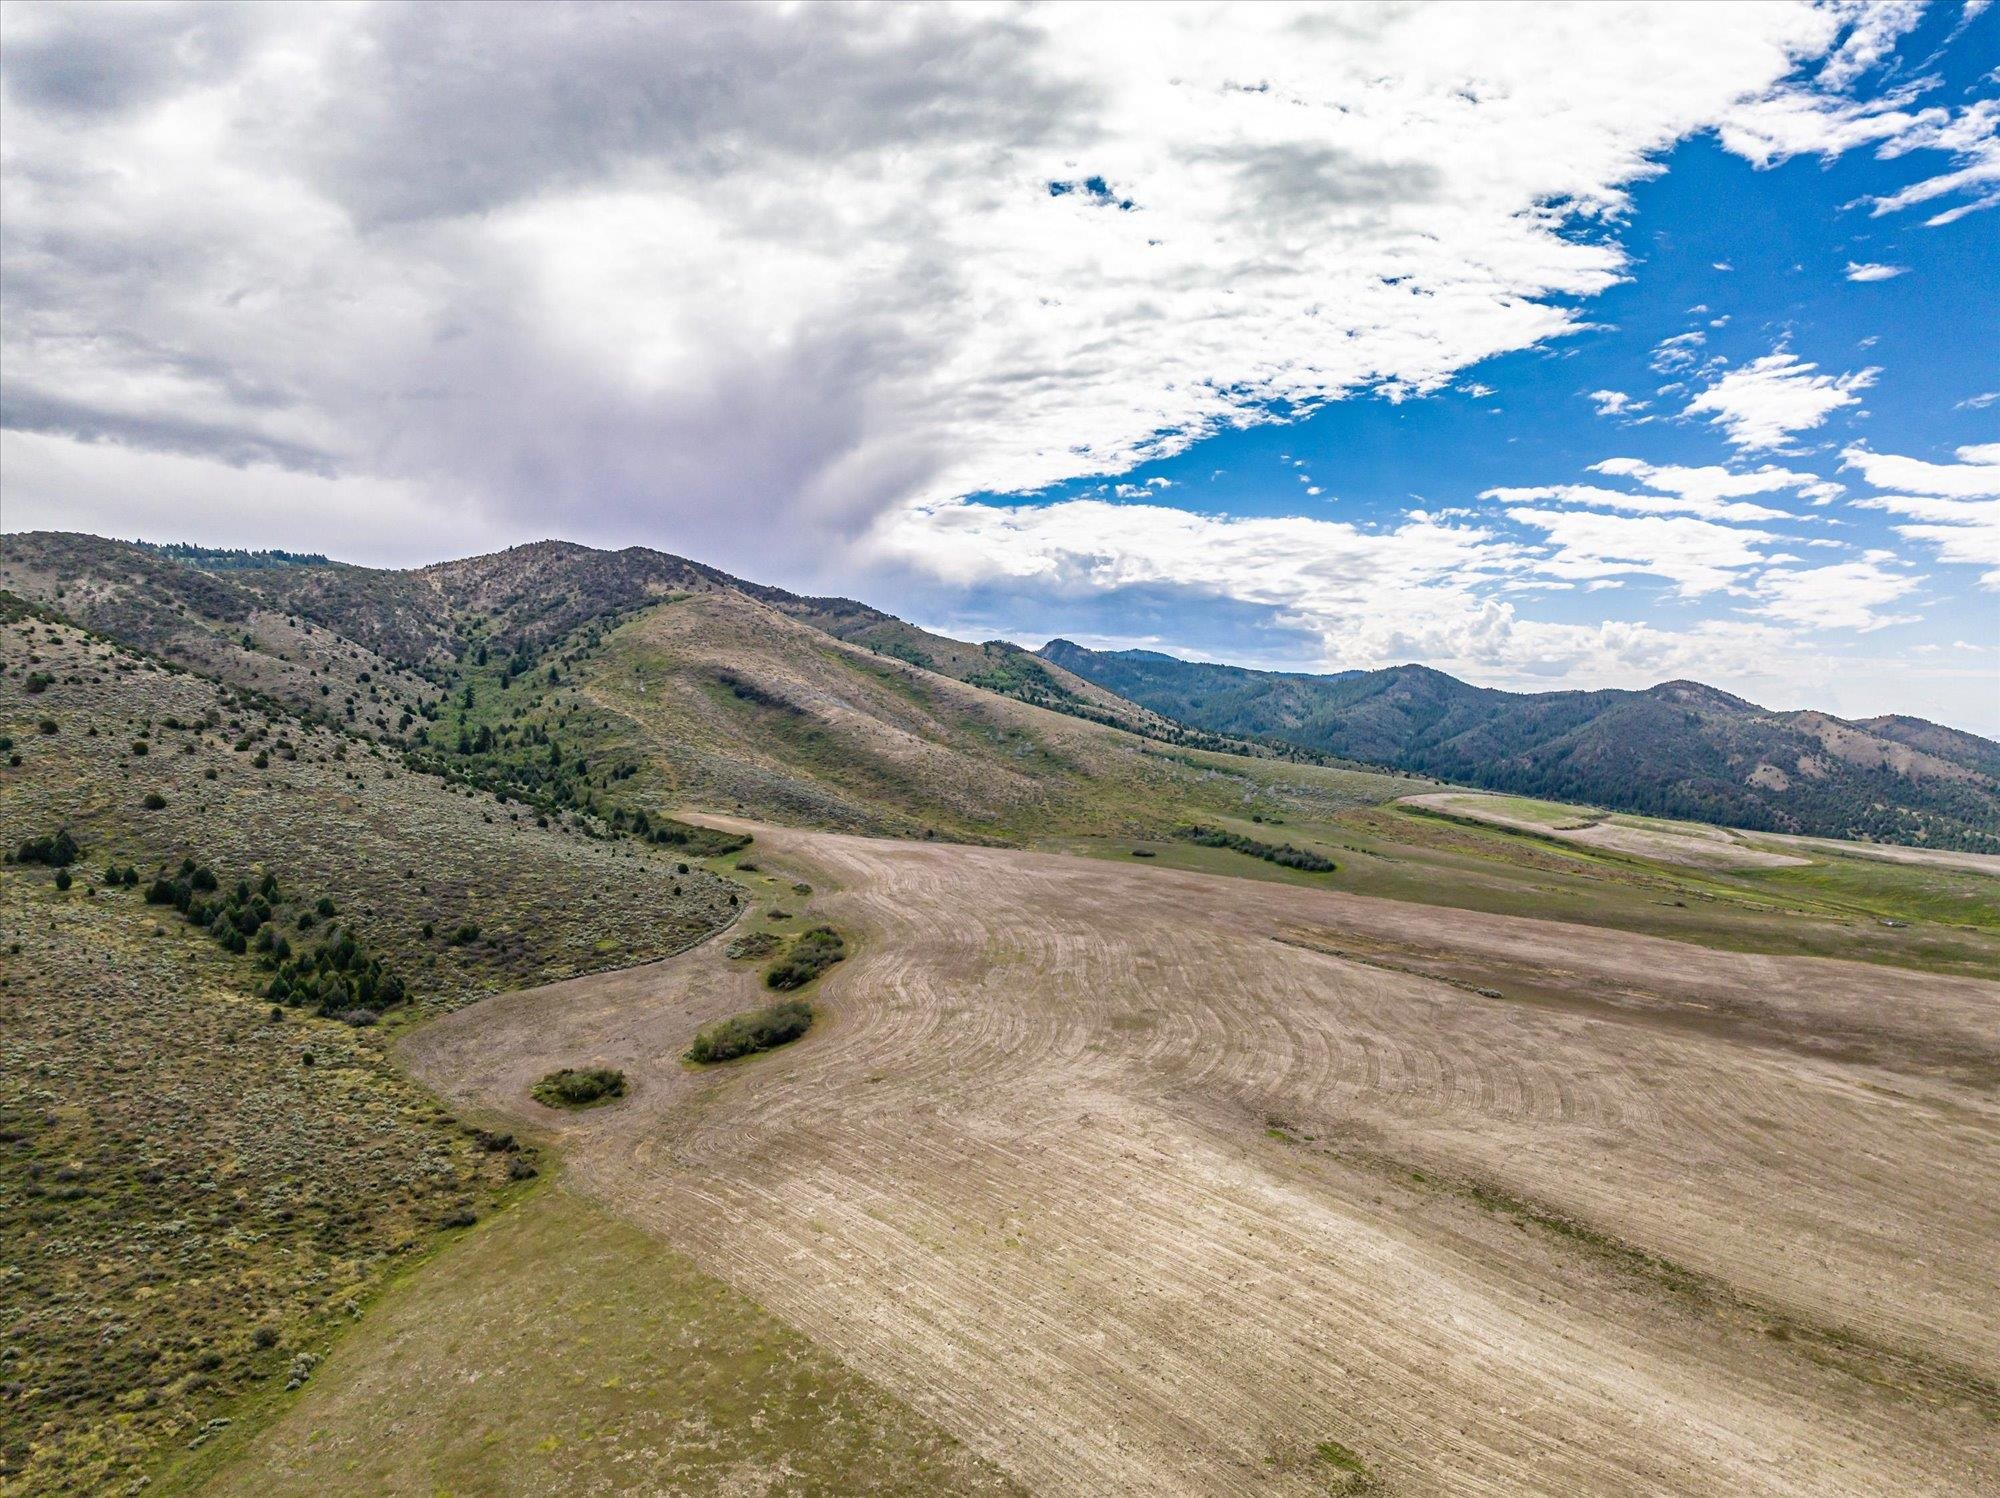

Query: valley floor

[234,829,1999,1495]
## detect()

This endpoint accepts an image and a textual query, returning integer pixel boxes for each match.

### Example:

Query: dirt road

[405,828,2000,1495]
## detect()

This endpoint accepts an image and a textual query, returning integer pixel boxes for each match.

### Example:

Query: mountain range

[4,531,1994,850]
[1041,640,2000,851]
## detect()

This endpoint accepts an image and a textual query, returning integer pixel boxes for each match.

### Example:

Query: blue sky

[4,1,1997,729]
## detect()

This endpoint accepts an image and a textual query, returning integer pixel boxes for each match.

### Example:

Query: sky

[2,1,1996,731]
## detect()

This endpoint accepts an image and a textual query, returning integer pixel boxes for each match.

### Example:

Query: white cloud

[879,494,1820,695]
[1586,389,1645,416]
[1482,483,1793,523]
[1753,558,1920,630]
[1720,78,2000,228]
[1684,351,1878,451]
[1843,260,1909,281]
[1959,391,1999,410]
[1841,442,2000,497]
[1592,456,1843,507]
[1843,444,2000,587]
[1816,1,1925,92]
[1649,330,1707,374]
[1503,508,1777,594]
[0,0,1866,577]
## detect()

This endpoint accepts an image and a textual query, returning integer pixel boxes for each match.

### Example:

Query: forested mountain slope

[1041,640,2000,851]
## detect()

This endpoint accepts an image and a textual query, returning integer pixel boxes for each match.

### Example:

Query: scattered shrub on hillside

[765,925,846,991]
[16,827,80,867]
[449,923,480,945]
[685,999,812,1064]
[646,819,752,857]
[54,869,73,891]
[138,858,411,1017]
[1175,825,1335,873]
[531,1066,627,1108]
[142,792,167,810]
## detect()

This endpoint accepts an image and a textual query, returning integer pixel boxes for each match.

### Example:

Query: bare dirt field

[1400,792,1815,870]
[405,828,2000,1495]
[1758,831,2000,876]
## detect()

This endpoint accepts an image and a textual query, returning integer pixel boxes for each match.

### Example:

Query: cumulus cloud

[0,0,1866,580]
[1844,443,2000,586]
[0,1,1980,714]
[1844,260,1909,281]
[1753,558,1920,630]
[1501,508,1777,595]
[1684,352,1879,451]
[877,494,1815,693]
[1587,389,1645,416]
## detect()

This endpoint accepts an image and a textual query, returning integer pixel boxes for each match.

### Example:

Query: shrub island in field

[1174,824,1336,873]
[532,1066,629,1108]
[685,999,813,1064]
[765,924,846,990]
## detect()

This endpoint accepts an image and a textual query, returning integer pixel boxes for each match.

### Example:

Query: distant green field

[1428,792,1605,828]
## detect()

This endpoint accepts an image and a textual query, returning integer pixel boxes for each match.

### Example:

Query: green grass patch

[193,1184,1022,1496]
[531,1067,628,1109]
[1314,1438,1370,1476]
[685,999,813,1065]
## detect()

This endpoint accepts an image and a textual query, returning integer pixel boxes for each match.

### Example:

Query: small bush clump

[765,925,846,991]
[685,1000,812,1064]
[531,1066,627,1108]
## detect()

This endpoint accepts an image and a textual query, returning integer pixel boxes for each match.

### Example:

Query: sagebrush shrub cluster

[144,859,408,1017]
[685,999,812,1064]
[765,925,846,991]
[531,1066,627,1108]
[1175,824,1335,873]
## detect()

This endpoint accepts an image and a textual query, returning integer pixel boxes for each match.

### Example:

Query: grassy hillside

[502,587,1412,842]
[0,601,736,1013]
[1042,640,2000,851]
[0,598,749,1492]
[200,1184,1022,1497]
[0,864,537,1497]
[2,533,1422,848]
